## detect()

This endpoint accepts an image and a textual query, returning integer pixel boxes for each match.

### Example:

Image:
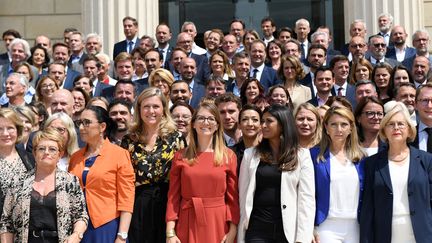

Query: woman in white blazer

[238,104,315,243]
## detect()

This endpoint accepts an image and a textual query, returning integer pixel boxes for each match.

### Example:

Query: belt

[181,196,225,226]
[32,230,58,238]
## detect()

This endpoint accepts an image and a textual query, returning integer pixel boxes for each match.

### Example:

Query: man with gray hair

[367,35,399,67]
[341,19,367,59]
[181,21,206,55]
[377,13,393,46]
[68,31,87,74]
[294,18,311,61]
[85,33,103,55]
[355,80,378,103]
[402,29,432,71]
[311,31,341,64]
[1,72,28,107]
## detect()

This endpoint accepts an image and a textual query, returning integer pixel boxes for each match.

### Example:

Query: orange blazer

[69,139,135,228]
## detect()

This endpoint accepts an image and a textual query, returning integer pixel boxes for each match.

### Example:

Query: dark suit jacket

[367,57,400,68]
[385,46,416,61]
[113,38,141,60]
[190,53,210,84]
[67,53,88,74]
[159,45,173,69]
[310,147,364,225]
[333,83,357,110]
[93,81,111,97]
[134,77,149,96]
[190,80,206,109]
[340,43,350,57]
[300,72,315,97]
[256,65,280,92]
[0,52,9,65]
[63,68,81,90]
[360,147,432,243]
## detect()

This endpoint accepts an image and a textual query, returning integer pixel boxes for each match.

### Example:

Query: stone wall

[0,0,82,52]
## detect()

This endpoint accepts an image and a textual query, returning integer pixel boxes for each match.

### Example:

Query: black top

[250,161,282,223]
[29,189,58,243]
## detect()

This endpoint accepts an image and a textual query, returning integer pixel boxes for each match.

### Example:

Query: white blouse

[328,153,360,219]
[389,156,410,216]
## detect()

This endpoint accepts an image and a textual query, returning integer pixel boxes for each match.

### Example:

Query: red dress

[166,149,240,243]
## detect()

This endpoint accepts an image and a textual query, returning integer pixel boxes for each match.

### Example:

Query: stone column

[344,0,424,45]
[81,0,159,58]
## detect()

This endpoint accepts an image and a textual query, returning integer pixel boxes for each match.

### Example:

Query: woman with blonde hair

[360,101,432,243]
[278,55,311,109]
[13,106,37,149]
[310,106,365,243]
[121,87,185,242]
[166,101,239,243]
[44,112,79,171]
[294,103,322,148]
[149,68,175,99]
[209,50,234,80]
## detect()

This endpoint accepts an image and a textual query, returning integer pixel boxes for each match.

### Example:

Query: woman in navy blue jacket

[360,101,432,243]
[310,106,365,243]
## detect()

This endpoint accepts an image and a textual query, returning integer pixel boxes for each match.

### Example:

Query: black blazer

[113,38,141,60]
[360,146,432,243]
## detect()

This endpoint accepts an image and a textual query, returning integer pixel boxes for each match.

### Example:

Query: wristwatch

[117,232,128,240]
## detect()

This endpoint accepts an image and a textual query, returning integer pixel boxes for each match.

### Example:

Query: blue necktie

[128,41,134,53]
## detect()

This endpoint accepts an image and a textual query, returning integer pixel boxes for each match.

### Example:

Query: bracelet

[166,229,176,238]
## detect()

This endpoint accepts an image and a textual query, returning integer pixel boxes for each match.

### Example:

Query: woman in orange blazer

[69,106,135,243]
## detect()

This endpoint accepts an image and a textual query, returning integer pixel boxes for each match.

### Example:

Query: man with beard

[411,56,430,87]
[402,29,432,71]
[394,82,417,125]
[51,43,80,90]
[300,44,327,97]
[170,80,192,104]
[215,93,242,146]
[330,55,356,109]
[367,35,399,67]
[205,29,224,59]
[85,33,103,55]
[377,13,393,46]
[108,99,132,145]
[348,36,368,64]
[178,57,205,108]
[386,25,416,62]
[226,52,251,96]
[155,23,173,68]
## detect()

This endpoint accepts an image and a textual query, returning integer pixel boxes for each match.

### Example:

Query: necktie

[338,87,343,97]
[300,43,305,60]
[426,127,432,153]
[251,69,258,79]
[128,41,134,53]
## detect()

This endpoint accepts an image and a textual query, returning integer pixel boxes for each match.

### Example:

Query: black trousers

[128,183,168,243]
[245,217,289,243]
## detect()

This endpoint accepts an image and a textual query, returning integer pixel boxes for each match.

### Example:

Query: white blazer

[238,147,315,243]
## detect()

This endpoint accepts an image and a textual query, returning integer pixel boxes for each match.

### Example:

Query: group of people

[0,10,431,243]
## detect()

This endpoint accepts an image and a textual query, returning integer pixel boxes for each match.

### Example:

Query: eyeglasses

[373,43,386,48]
[50,126,67,134]
[386,121,407,130]
[36,146,59,155]
[41,84,55,89]
[417,98,432,106]
[75,119,95,127]
[195,115,217,124]
[350,44,366,49]
[362,111,384,118]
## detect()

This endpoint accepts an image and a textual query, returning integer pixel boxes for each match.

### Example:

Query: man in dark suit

[0,29,21,65]
[311,31,341,65]
[367,35,399,68]
[178,57,205,108]
[113,16,141,60]
[249,39,280,92]
[385,25,416,62]
[67,31,87,74]
[82,55,111,97]
[411,83,432,151]
[340,19,367,58]
[155,23,173,69]
[330,55,357,109]
[294,18,311,63]
[402,30,432,71]
[261,17,276,46]
[176,32,210,84]
[376,13,393,46]
[307,66,335,107]
[134,49,164,95]
[226,52,250,96]
[299,44,327,97]
[51,43,80,90]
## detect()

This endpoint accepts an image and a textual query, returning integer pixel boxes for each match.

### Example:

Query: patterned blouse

[0,156,27,199]
[121,131,186,186]
[0,169,88,243]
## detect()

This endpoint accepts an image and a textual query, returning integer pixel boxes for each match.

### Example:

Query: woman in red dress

[166,101,239,243]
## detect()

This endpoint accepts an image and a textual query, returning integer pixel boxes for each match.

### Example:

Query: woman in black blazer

[360,101,432,243]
